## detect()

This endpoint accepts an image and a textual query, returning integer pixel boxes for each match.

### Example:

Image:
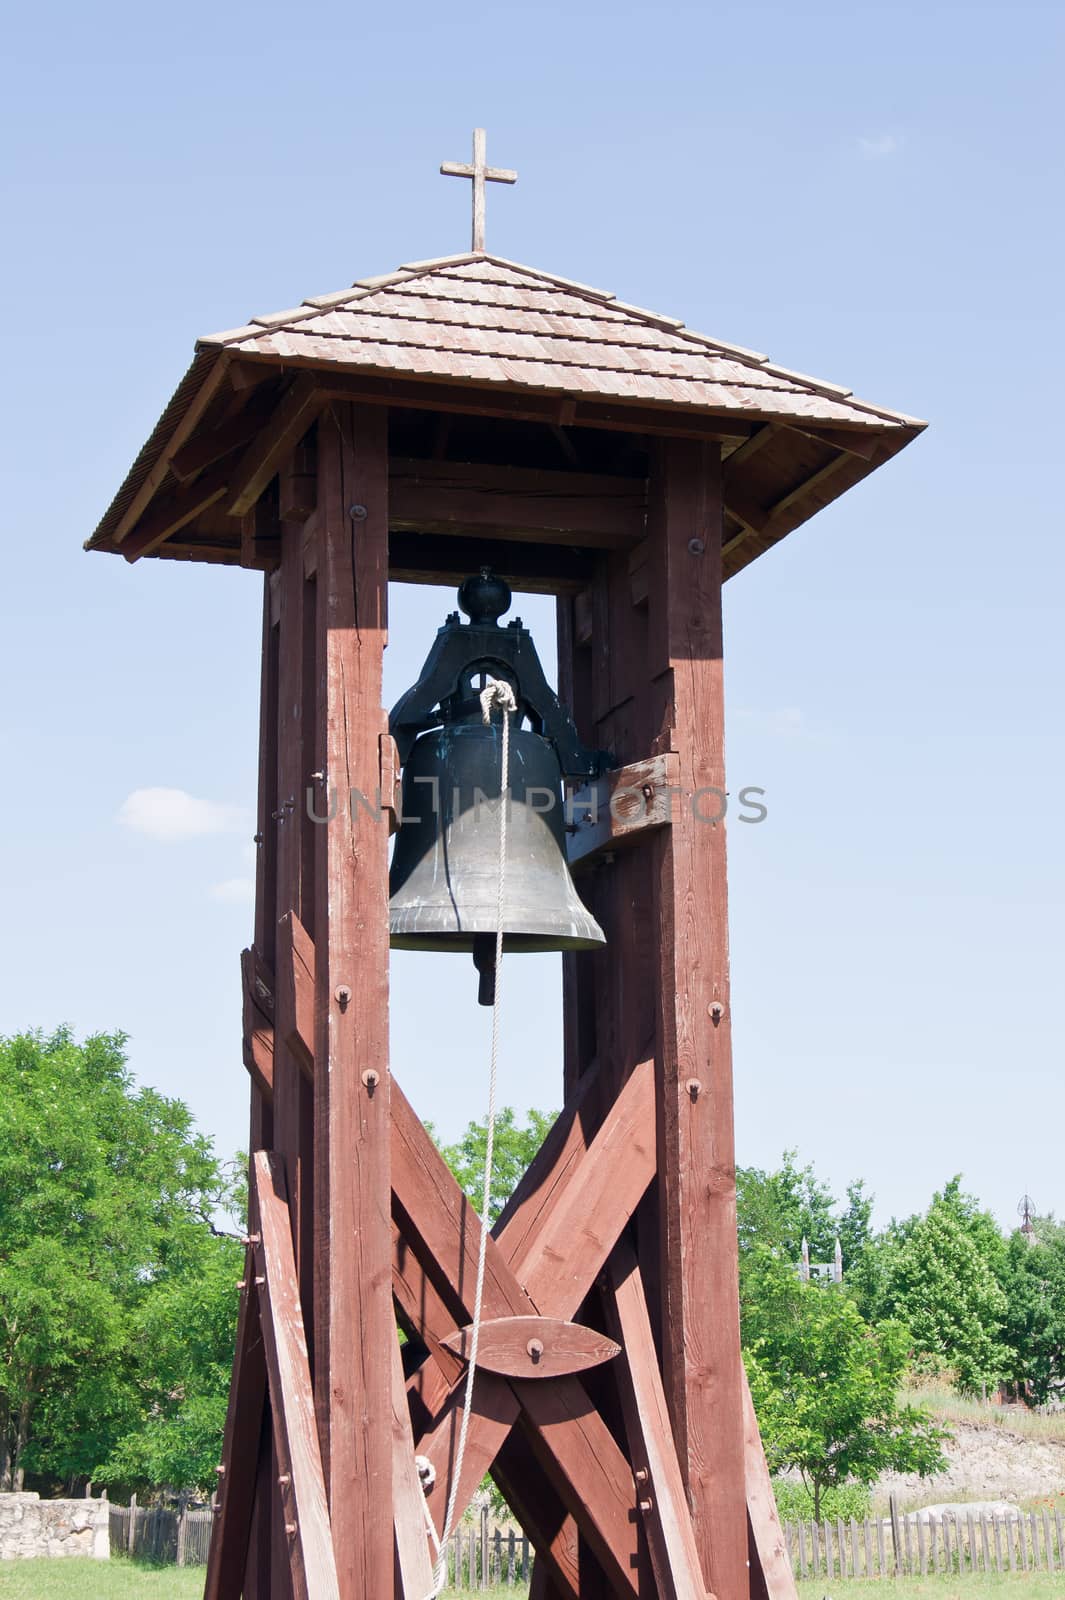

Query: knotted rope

[425,676,517,1596]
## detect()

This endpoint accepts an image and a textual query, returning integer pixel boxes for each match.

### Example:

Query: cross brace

[210,912,796,1600]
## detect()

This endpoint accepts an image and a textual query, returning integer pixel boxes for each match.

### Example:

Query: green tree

[432,1107,556,1223]
[999,1220,1065,1404]
[0,1028,238,1492]
[883,1178,1008,1393]
[737,1151,873,1283]
[742,1250,948,1520]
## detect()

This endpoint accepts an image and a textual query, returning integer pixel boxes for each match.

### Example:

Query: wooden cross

[440,128,517,253]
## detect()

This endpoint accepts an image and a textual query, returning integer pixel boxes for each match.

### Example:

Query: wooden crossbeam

[389,457,647,548]
[253,1151,340,1600]
[241,946,275,1103]
[121,463,231,562]
[227,375,322,517]
[389,1084,646,1594]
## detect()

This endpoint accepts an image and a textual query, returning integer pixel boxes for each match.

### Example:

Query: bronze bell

[388,571,606,1002]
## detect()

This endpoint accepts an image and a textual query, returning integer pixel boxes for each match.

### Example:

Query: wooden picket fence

[109,1500,214,1565]
[439,1511,532,1589]
[782,1504,1065,1580]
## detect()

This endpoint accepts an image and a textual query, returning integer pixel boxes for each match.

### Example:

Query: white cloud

[118,787,249,843]
[858,134,902,159]
[209,876,256,905]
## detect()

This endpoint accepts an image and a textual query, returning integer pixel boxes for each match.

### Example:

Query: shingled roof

[198,253,916,430]
[87,251,925,578]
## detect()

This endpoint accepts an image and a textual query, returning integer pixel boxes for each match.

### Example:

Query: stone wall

[0,1492,110,1560]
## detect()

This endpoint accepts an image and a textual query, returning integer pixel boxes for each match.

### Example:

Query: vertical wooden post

[646,437,748,1600]
[313,403,392,1599]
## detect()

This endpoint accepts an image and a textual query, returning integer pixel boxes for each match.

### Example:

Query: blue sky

[1,0,1061,1234]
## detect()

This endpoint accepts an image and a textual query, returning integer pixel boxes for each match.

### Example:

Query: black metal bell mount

[388,569,607,1004]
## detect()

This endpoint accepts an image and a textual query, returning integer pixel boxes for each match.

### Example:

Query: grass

[0,1562,531,1598]
[904,1380,1065,1446]
[798,1577,1064,1600]
[0,1559,204,1597]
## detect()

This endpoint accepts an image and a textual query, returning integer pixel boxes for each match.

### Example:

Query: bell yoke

[388,569,607,993]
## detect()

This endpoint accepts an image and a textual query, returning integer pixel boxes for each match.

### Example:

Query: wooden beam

[566,755,678,870]
[252,1152,339,1600]
[783,422,880,460]
[121,463,230,562]
[743,1368,799,1600]
[606,1242,713,1600]
[277,911,315,1077]
[389,531,596,594]
[241,946,275,1103]
[391,1332,435,1599]
[647,436,749,1600]
[203,1247,268,1600]
[313,403,393,1597]
[170,397,274,482]
[514,1057,656,1318]
[111,357,230,546]
[389,458,647,547]
[227,376,322,517]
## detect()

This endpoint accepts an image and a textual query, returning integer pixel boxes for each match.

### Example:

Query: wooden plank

[242,947,275,1102]
[389,457,647,547]
[170,397,274,482]
[313,402,393,1598]
[606,1242,712,1600]
[111,357,230,545]
[391,1332,435,1599]
[252,1151,339,1600]
[742,1365,797,1600]
[390,1084,642,1591]
[783,422,880,460]
[566,755,678,869]
[389,530,596,594]
[228,375,322,516]
[203,1251,268,1600]
[514,1378,643,1598]
[514,1056,657,1316]
[277,911,315,1076]
[646,436,748,1600]
[440,1315,620,1379]
[121,463,231,561]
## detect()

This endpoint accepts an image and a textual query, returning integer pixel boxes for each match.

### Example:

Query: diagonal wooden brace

[252,1151,340,1600]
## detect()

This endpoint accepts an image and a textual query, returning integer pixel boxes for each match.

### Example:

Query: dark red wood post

[312,404,393,1599]
[647,437,748,1600]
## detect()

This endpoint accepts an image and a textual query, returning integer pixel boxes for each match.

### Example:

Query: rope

[426,676,517,1598]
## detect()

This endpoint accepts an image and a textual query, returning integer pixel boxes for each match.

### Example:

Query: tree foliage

[999,1220,1065,1404]
[742,1250,949,1519]
[879,1178,1009,1393]
[0,1028,239,1494]
[431,1107,557,1223]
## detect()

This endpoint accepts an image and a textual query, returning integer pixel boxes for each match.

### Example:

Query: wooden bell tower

[87,149,924,1600]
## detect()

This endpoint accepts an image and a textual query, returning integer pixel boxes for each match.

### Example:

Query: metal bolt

[215,1465,226,1477]
[335,984,352,1010]
[688,537,705,555]
[708,1001,725,1023]
[254,1275,265,1286]
[362,1068,380,1094]
[687,1079,702,1100]
[241,1233,261,1248]
[635,1468,649,1486]
[349,503,368,520]
[527,1338,545,1365]
[285,1521,298,1536]
[278,1473,291,1488]
[638,1498,654,1513]
[236,1280,247,1290]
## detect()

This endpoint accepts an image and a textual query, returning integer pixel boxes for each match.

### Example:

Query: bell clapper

[472,932,497,1007]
